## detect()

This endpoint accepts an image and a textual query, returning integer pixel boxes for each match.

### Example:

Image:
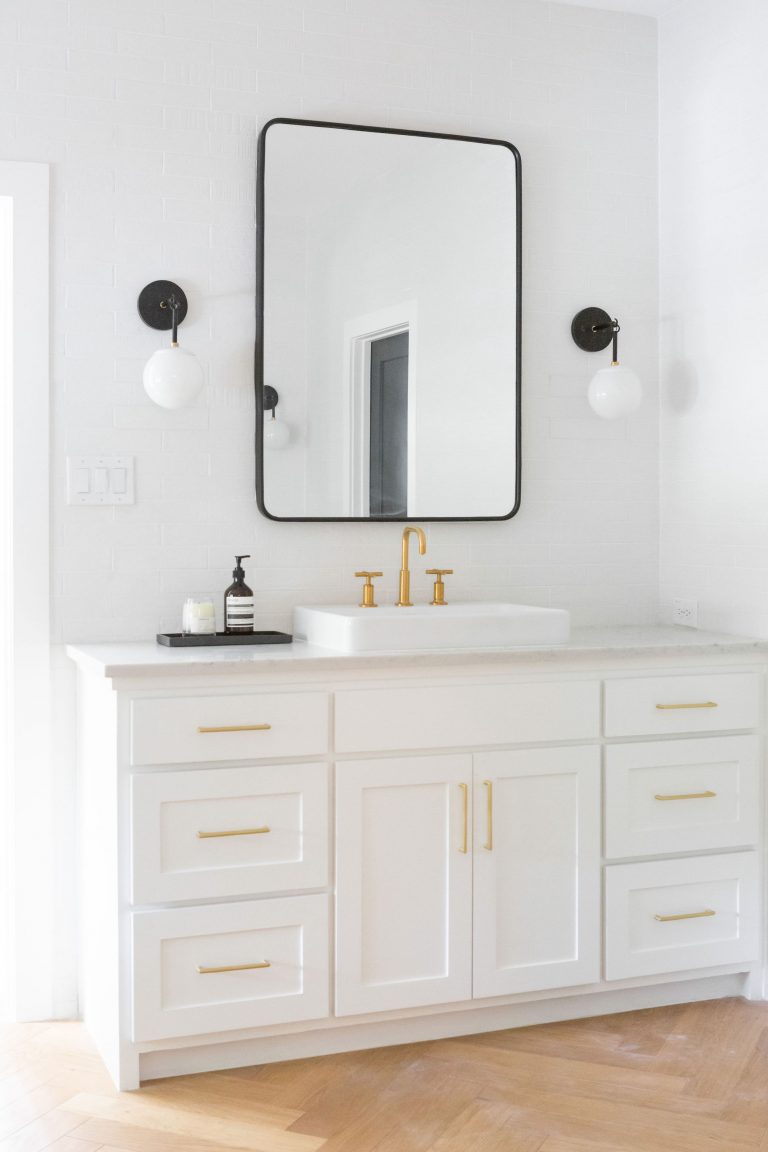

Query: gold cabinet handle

[654,909,716,923]
[654,790,717,802]
[483,779,493,851]
[197,961,271,974]
[458,782,468,853]
[655,702,717,711]
[197,723,272,734]
[197,826,270,839]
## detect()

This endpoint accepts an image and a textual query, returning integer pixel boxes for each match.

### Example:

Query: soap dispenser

[224,555,254,634]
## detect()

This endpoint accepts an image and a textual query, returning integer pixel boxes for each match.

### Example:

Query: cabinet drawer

[605,852,758,980]
[605,736,759,859]
[131,895,329,1041]
[335,680,600,754]
[604,673,760,738]
[131,763,328,903]
[130,692,329,765]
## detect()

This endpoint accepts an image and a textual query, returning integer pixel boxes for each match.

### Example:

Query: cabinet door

[473,746,600,998]
[336,755,472,1016]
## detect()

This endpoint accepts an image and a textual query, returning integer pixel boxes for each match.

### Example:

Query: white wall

[0,161,53,1022]
[0,0,658,1014]
[659,0,768,636]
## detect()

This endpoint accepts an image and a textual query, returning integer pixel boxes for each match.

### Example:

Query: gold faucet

[396,526,426,606]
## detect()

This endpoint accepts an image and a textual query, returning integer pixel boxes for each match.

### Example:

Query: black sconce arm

[166,293,181,345]
[590,316,620,363]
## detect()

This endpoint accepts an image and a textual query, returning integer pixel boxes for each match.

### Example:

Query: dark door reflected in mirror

[370,330,409,518]
[255,118,521,522]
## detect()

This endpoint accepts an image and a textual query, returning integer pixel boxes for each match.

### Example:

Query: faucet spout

[397,526,426,607]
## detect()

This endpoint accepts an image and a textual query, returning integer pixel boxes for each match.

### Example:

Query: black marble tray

[156,631,293,647]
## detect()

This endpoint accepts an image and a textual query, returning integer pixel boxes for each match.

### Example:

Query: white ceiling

[548,0,677,14]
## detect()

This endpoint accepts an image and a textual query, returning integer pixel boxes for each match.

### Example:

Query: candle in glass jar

[182,596,216,635]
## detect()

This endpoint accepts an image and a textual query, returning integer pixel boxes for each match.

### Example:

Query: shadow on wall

[664,360,699,414]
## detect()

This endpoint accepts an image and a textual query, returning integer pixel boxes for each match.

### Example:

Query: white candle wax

[184,598,216,635]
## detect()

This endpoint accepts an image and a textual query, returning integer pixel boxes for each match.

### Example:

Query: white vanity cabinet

[68,630,767,1090]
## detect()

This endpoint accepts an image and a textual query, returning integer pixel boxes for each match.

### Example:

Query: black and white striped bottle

[224,554,254,633]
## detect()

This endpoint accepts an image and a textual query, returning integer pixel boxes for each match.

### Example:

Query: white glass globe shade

[588,362,642,419]
[143,346,204,409]
[264,415,289,449]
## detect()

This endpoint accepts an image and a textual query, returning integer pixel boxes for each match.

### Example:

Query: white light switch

[73,468,90,494]
[67,456,135,505]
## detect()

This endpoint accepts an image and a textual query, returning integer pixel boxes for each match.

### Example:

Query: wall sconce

[138,280,204,409]
[263,385,289,449]
[571,307,642,419]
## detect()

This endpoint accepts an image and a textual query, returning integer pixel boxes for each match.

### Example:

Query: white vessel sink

[293,602,570,653]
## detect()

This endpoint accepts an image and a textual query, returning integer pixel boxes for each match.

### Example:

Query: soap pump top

[232,554,249,582]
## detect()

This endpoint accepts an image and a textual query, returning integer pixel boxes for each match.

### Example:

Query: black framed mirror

[255,117,521,522]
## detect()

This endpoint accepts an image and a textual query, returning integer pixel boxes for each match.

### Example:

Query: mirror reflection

[256,119,521,521]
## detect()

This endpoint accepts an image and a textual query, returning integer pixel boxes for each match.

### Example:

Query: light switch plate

[67,456,135,505]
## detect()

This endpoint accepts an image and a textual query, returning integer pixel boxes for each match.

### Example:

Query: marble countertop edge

[65,626,768,680]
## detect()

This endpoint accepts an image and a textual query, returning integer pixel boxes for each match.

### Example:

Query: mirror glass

[256,119,520,521]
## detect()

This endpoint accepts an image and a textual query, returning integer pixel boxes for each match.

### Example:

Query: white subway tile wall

[4,0,658,640]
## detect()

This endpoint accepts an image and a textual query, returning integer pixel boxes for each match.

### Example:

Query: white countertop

[66,625,768,680]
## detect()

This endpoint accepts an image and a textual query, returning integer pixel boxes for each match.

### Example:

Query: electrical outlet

[672,598,698,628]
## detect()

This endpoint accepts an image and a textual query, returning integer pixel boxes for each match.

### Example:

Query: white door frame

[342,301,418,517]
[0,161,52,1021]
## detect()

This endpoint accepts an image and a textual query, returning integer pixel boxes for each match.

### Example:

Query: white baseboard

[139,971,748,1084]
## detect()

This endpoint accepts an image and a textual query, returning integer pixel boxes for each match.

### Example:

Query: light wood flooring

[2,997,768,1152]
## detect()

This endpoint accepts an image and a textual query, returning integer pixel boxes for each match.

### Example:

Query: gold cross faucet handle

[426,568,454,606]
[354,571,383,608]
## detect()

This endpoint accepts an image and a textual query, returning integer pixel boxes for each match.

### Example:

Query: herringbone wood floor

[1,997,768,1151]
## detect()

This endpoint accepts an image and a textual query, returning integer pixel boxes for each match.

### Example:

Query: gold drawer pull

[654,790,717,802]
[458,783,468,854]
[197,961,271,974]
[197,826,270,839]
[654,909,716,923]
[483,779,493,851]
[655,702,717,711]
[197,723,272,734]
